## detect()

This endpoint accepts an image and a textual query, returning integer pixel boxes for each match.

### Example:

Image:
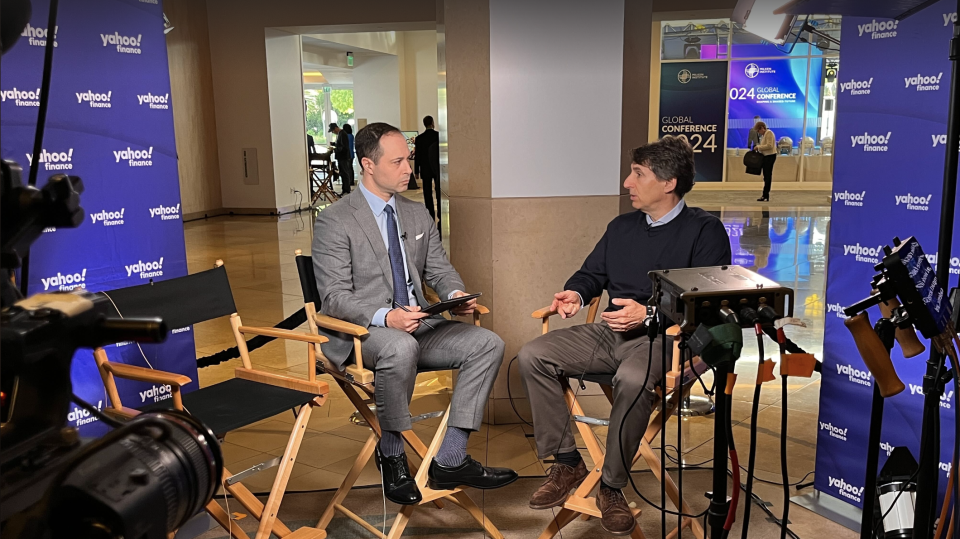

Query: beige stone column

[444,0,653,423]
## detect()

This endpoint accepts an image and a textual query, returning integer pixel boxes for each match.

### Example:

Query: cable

[506,355,534,428]
[724,373,740,532]
[780,369,791,539]
[740,324,765,539]
[71,393,122,428]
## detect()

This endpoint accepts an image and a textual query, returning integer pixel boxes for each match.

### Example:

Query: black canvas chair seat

[140,379,316,438]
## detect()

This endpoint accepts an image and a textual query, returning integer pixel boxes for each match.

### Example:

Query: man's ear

[663,177,678,194]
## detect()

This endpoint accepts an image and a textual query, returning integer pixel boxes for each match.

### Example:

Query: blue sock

[435,427,470,467]
[379,430,405,457]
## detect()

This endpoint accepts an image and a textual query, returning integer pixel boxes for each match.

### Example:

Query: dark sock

[435,427,470,467]
[554,450,583,468]
[600,479,618,491]
[379,430,405,457]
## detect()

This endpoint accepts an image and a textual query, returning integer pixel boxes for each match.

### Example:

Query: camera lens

[51,410,222,538]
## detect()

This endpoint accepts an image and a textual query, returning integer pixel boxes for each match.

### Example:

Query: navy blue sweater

[565,205,732,312]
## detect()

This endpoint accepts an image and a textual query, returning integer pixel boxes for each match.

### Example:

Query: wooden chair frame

[294,250,502,539]
[530,297,707,539]
[93,261,330,539]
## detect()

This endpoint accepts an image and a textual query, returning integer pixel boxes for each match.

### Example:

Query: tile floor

[187,188,849,537]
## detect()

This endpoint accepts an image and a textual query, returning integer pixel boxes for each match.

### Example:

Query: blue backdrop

[0,0,197,435]
[817,2,960,508]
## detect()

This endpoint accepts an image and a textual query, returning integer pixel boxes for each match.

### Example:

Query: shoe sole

[600,521,636,536]
[427,474,520,491]
[528,473,589,510]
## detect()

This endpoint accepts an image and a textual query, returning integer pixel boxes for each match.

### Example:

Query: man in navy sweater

[518,136,731,536]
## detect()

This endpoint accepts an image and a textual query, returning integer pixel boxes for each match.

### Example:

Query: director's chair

[91,261,329,539]
[293,250,504,539]
[531,297,707,539]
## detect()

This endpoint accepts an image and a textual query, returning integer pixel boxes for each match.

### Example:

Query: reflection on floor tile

[184,203,837,531]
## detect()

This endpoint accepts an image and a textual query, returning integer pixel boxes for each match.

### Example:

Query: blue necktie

[383,205,409,307]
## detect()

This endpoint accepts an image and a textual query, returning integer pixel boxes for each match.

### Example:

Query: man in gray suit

[311,122,517,505]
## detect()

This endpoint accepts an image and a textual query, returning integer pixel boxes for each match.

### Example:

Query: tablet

[421,293,482,315]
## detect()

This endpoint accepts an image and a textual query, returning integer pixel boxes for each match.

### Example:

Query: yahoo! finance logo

[41,269,87,291]
[880,442,895,457]
[26,148,74,171]
[114,146,153,167]
[909,383,954,408]
[137,92,169,110]
[834,190,866,207]
[945,12,957,26]
[140,384,174,404]
[837,363,872,387]
[90,208,125,226]
[76,90,112,108]
[905,72,943,92]
[839,78,872,95]
[819,421,848,442]
[101,32,142,54]
[895,193,932,211]
[149,204,181,221]
[924,253,960,276]
[851,131,891,152]
[843,243,884,264]
[828,476,865,503]
[1,87,41,107]
[826,303,848,319]
[68,400,102,427]
[21,24,57,47]
[126,257,164,280]
[857,19,899,39]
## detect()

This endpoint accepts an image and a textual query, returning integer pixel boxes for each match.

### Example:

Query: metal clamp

[225,456,282,486]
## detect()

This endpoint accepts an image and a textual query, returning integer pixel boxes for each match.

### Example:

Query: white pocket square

[415,233,424,240]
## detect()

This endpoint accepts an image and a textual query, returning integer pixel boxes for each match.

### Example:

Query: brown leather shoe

[597,485,636,536]
[528,460,589,509]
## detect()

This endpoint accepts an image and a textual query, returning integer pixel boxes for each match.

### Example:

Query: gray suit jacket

[311,190,466,367]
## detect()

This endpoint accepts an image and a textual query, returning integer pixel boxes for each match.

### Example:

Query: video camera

[0,2,223,538]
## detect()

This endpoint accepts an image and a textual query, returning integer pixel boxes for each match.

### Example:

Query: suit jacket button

[385,299,391,304]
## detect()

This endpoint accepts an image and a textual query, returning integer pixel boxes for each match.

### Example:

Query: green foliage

[330,89,354,122]
[304,89,355,144]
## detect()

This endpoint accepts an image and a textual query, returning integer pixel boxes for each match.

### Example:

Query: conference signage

[817,1,960,508]
[659,62,727,182]
[0,0,196,434]
[727,57,823,150]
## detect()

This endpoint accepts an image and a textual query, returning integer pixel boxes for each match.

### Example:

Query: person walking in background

[343,123,356,192]
[415,116,441,233]
[330,122,352,195]
[754,121,776,201]
[747,115,761,149]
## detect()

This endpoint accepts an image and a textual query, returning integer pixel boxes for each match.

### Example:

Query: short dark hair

[423,115,434,128]
[355,122,402,166]
[630,136,695,198]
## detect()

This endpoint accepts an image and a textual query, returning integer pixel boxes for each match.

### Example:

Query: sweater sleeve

[756,131,776,153]
[563,226,609,303]
[693,217,733,267]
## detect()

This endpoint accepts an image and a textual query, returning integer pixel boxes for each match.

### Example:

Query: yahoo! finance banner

[0,0,196,435]
[816,1,960,508]
[728,58,822,150]
[659,62,727,182]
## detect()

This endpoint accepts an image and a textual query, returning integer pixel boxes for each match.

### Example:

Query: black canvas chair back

[100,265,237,329]
[294,253,320,308]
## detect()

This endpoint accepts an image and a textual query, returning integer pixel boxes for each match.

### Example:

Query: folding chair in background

[92,261,330,539]
[530,297,708,539]
[293,249,504,539]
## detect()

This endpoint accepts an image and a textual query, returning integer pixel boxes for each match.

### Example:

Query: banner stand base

[790,490,860,532]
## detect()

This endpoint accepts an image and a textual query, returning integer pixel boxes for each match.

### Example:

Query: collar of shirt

[646,199,686,227]
[359,180,396,217]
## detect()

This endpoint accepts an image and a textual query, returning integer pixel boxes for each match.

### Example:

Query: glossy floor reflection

[188,198,849,538]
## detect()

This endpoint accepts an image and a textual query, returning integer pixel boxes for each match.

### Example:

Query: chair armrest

[235,367,330,399]
[238,325,329,344]
[314,313,369,337]
[475,304,490,315]
[531,305,558,319]
[104,363,192,387]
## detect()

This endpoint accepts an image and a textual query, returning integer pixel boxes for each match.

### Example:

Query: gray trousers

[518,323,665,489]
[361,319,505,433]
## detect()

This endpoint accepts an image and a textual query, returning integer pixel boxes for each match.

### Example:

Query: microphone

[644,296,659,339]
[401,232,407,240]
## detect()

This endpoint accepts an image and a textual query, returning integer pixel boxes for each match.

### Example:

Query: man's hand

[386,306,428,333]
[601,298,647,332]
[450,290,477,316]
[551,291,582,319]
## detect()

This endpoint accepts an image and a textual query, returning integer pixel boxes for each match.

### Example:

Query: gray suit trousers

[518,323,664,489]
[361,320,505,433]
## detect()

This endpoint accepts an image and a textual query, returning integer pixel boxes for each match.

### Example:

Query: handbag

[742,150,764,169]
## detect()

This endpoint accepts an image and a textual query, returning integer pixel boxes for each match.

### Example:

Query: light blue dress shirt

[574,199,686,308]
[359,181,418,326]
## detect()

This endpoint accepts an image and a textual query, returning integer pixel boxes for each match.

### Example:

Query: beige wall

[165,0,222,219]
[204,0,436,210]
[264,29,309,212]
[399,30,439,133]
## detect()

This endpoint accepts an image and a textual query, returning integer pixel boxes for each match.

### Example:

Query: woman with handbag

[754,121,777,202]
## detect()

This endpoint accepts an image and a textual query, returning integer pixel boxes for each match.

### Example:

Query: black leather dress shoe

[427,455,519,490]
[375,448,422,505]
